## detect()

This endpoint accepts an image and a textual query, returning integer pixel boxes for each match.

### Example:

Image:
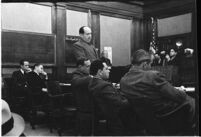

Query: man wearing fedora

[120,49,196,135]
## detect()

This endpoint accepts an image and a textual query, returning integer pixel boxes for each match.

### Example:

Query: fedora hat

[1,99,25,136]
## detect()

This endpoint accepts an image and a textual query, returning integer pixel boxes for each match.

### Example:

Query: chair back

[128,97,165,135]
[2,78,13,104]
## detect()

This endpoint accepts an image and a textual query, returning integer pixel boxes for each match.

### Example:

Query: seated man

[88,59,129,135]
[71,58,93,135]
[120,49,196,135]
[12,60,32,97]
[26,63,49,105]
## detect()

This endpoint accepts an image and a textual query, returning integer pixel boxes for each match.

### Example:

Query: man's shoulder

[12,70,21,75]
[73,69,88,76]
[26,71,36,77]
[90,78,110,86]
[73,40,84,47]
[145,69,160,75]
[144,69,166,81]
[96,79,114,90]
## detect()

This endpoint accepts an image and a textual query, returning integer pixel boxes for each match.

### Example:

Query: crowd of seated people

[149,44,195,86]
[2,48,197,136]
[2,25,197,136]
[3,60,49,120]
[150,44,194,67]
[70,50,197,136]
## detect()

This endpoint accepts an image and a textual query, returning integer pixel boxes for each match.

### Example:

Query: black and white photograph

[1,0,198,136]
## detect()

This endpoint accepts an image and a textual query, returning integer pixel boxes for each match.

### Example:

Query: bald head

[79,26,92,43]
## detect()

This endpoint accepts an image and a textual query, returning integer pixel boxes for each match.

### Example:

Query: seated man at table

[26,63,49,105]
[71,58,93,135]
[88,59,130,135]
[11,60,32,117]
[120,49,196,135]
[12,59,32,98]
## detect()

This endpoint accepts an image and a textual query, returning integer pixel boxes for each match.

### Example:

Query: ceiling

[122,0,179,6]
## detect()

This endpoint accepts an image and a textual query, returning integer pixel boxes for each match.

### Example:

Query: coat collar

[79,39,92,46]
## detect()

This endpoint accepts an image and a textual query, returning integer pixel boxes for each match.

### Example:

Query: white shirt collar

[34,70,39,75]
[20,69,25,74]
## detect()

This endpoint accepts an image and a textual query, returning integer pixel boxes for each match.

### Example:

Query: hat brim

[4,113,25,136]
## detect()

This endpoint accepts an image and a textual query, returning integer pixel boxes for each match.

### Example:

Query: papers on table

[59,83,71,86]
[175,86,195,92]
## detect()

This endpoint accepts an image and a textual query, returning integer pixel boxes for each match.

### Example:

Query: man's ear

[80,34,84,37]
[97,69,102,75]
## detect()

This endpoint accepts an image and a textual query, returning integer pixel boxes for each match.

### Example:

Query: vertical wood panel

[131,19,145,55]
[91,11,100,56]
[54,5,66,81]
[143,17,152,50]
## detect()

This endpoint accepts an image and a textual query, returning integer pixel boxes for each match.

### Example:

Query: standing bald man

[72,26,99,63]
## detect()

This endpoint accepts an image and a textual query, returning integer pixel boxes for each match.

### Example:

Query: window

[2,3,52,33]
[66,9,88,36]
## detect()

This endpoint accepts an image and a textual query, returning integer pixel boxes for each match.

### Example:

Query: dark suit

[120,65,195,134]
[26,71,48,105]
[88,77,129,135]
[12,70,29,97]
[167,55,179,66]
[72,68,93,113]
[72,39,99,62]
[71,68,93,135]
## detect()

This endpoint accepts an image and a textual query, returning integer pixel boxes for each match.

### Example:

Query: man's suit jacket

[120,65,194,117]
[26,71,47,94]
[71,68,93,113]
[12,70,28,96]
[72,39,99,62]
[88,78,128,119]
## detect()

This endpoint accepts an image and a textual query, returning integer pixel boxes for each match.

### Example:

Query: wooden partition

[2,30,56,65]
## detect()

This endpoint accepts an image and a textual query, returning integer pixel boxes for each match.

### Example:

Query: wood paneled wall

[2,1,196,82]
[53,5,66,81]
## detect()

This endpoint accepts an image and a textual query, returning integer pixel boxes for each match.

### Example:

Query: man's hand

[42,88,48,92]
[175,86,186,92]
[41,71,48,80]
[25,68,32,73]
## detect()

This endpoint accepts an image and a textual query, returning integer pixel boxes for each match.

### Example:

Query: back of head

[90,60,104,76]
[132,49,151,65]
[79,26,87,34]
[33,63,41,69]
[19,60,25,66]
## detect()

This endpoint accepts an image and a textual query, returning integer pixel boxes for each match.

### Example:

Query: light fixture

[176,40,182,47]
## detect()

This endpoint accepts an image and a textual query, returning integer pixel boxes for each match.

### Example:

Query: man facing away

[120,49,196,135]
[88,59,129,135]
[72,26,99,62]
[71,58,93,135]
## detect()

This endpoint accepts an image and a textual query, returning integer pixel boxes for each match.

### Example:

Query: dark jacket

[120,65,194,117]
[72,39,99,62]
[71,68,93,113]
[88,78,129,119]
[167,55,179,66]
[26,71,47,94]
[12,70,29,96]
